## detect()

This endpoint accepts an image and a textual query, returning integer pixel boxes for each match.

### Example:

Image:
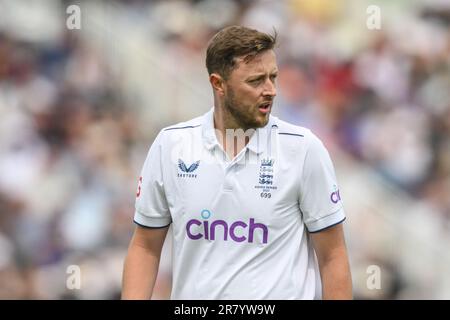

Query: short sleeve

[134,131,172,228]
[299,133,346,233]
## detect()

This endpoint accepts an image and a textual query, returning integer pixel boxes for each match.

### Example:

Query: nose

[262,78,276,98]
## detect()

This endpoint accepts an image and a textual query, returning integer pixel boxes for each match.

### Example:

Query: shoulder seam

[163,124,202,131]
[278,132,304,137]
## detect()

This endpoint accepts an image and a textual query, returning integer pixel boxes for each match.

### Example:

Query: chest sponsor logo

[186,209,269,244]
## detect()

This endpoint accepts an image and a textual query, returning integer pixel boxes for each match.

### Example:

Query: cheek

[235,88,260,105]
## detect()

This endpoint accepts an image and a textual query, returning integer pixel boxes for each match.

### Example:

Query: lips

[258,101,272,114]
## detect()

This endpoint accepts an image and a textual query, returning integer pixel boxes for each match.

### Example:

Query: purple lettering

[186,219,202,240]
[331,190,341,204]
[186,216,269,244]
[248,218,268,244]
[230,221,248,242]
[210,220,228,241]
[203,220,209,240]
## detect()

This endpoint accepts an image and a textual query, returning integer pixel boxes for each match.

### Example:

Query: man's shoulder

[152,114,205,148]
[161,115,204,133]
[274,118,328,153]
[273,117,313,140]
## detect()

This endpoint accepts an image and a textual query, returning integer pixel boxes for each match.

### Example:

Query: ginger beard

[223,83,271,131]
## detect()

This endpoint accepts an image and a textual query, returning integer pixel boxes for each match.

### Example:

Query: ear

[209,73,225,96]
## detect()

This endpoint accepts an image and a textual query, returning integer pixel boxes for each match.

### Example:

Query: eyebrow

[246,70,278,80]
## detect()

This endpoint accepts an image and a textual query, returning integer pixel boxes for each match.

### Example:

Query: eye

[270,74,278,82]
[248,78,263,85]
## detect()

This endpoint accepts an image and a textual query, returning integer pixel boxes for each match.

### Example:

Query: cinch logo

[186,210,269,244]
[330,185,341,204]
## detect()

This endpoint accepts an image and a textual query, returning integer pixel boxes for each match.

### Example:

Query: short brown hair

[206,26,277,79]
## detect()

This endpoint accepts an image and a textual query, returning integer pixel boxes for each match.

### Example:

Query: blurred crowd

[0,0,449,299]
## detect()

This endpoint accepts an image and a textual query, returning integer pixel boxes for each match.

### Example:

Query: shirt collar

[201,108,219,151]
[201,107,278,155]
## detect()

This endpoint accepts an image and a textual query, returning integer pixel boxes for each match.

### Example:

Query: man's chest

[164,154,302,231]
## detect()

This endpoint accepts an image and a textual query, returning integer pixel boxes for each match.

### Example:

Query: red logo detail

[136,176,143,197]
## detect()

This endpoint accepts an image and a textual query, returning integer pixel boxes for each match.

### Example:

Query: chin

[251,117,269,129]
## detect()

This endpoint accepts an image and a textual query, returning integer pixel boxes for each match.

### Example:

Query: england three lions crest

[255,158,277,198]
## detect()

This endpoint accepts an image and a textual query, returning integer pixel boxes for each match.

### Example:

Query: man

[122,26,352,300]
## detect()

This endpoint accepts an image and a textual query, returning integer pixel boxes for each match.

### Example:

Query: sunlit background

[0,0,449,299]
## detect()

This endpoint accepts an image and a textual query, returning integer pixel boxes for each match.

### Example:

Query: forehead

[232,50,278,76]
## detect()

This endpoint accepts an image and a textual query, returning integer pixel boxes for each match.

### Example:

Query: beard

[223,86,270,130]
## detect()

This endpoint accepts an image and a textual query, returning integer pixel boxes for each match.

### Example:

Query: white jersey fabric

[134,108,346,299]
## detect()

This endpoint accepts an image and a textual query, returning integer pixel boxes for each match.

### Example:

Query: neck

[213,103,239,132]
[213,104,251,159]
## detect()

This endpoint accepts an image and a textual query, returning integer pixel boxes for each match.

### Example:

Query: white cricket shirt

[134,108,346,299]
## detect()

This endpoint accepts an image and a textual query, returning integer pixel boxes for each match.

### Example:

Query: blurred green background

[0,0,449,299]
